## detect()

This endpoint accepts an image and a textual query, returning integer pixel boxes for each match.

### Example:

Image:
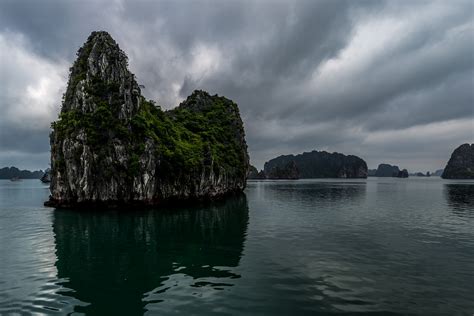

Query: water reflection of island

[444,184,474,215]
[53,195,249,315]
[262,181,366,205]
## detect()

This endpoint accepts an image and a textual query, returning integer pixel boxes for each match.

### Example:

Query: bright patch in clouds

[188,43,222,80]
[0,32,67,129]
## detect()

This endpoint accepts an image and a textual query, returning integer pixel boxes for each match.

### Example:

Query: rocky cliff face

[263,150,367,179]
[266,161,299,179]
[47,31,249,207]
[442,144,474,179]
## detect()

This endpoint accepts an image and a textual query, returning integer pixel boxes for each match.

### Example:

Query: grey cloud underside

[0,124,50,154]
[0,0,472,170]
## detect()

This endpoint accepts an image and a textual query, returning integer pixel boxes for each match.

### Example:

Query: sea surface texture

[0,178,473,315]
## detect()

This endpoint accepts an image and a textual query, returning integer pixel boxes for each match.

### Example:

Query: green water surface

[0,178,473,315]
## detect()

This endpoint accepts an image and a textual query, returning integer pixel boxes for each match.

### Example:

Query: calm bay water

[0,178,473,315]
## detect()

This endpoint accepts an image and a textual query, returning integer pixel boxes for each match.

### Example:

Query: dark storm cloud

[0,0,472,171]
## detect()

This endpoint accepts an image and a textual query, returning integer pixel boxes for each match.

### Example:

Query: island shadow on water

[259,180,367,205]
[444,183,474,216]
[53,194,249,315]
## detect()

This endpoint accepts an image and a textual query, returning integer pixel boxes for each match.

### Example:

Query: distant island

[442,144,474,179]
[45,31,249,208]
[248,149,467,180]
[410,171,431,177]
[249,150,367,179]
[368,165,447,178]
[0,167,44,179]
[368,164,409,178]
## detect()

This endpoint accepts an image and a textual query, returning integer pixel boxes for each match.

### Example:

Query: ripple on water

[1,179,474,315]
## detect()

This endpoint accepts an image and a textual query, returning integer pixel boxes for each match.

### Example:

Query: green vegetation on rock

[47,31,249,207]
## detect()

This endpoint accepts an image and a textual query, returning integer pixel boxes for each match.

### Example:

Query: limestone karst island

[45,31,249,208]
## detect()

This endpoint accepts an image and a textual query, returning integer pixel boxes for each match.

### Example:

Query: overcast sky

[0,0,473,171]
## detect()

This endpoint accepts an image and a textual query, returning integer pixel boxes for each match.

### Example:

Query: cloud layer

[0,0,473,171]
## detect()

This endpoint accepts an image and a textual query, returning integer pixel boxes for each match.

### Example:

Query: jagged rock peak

[62,31,140,119]
[176,90,220,112]
[176,90,238,113]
